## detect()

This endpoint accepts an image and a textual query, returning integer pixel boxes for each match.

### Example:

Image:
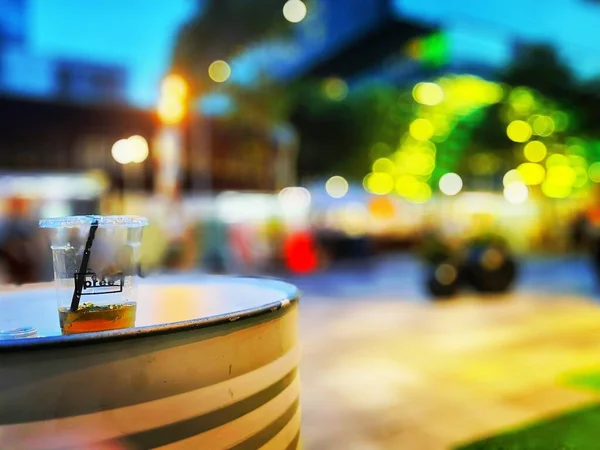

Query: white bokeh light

[503,181,529,204]
[128,135,149,163]
[325,176,349,198]
[283,0,307,23]
[439,173,463,196]
[111,139,133,165]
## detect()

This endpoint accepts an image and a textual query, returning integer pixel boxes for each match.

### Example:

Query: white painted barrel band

[0,303,300,449]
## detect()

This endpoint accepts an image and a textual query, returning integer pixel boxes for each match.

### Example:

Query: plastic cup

[39,215,148,335]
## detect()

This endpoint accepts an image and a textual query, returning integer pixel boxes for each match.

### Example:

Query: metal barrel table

[0,275,301,449]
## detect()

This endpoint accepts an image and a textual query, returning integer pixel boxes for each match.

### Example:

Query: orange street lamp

[157,74,188,125]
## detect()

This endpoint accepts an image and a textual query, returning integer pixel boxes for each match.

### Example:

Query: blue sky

[29,0,197,107]
[395,0,600,78]
[23,0,600,108]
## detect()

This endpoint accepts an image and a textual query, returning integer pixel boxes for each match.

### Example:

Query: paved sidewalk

[299,293,600,449]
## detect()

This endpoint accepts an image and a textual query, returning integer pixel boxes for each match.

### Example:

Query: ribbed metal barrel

[0,276,301,449]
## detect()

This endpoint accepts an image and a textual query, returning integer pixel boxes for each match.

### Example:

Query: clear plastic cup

[39,215,148,335]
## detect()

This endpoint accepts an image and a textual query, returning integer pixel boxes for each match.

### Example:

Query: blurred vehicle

[422,232,518,298]
[462,234,518,293]
[315,228,373,266]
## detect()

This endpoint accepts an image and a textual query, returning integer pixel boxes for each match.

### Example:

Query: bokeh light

[406,153,435,176]
[161,74,188,99]
[323,78,348,101]
[325,176,349,198]
[503,169,524,187]
[208,60,231,83]
[517,163,545,185]
[523,141,547,163]
[509,87,535,114]
[532,115,555,137]
[574,166,588,188]
[368,196,395,219]
[439,173,463,196]
[409,183,432,203]
[364,172,394,195]
[409,118,434,141]
[278,186,311,210]
[551,111,569,132]
[589,162,600,183]
[157,97,185,124]
[503,181,528,204]
[542,180,571,199]
[546,154,569,169]
[568,154,587,167]
[283,0,307,23]
[412,82,444,106]
[111,139,132,165]
[372,158,395,174]
[546,165,576,187]
[395,175,418,197]
[127,135,149,163]
[506,120,532,143]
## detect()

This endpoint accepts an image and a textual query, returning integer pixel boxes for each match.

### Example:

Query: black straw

[70,220,99,312]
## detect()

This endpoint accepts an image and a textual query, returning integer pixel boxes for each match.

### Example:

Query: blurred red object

[588,208,600,226]
[283,231,318,273]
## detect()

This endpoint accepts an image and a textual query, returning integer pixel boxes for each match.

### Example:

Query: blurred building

[0,0,127,102]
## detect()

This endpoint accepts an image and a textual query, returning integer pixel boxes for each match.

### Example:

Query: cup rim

[39,215,149,228]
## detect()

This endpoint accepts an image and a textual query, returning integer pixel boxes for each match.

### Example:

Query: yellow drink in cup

[40,215,148,335]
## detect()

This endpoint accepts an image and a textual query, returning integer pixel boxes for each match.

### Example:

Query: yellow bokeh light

[409,183,432,203]
[161,74,188,99]
[323,78,348,101]
[506,120,532,143]
[439,173,463,196]
[545,154,568,169]
[409,118,434,141]
[406,153,435,176]
[532,115,554,137]
[208,60,231,83]
[523,141,547,163]
[395,175,419,197]
[157,96,185,124]
[372,158,395,174]
[503,169,524,187]
[364,172,393,195]
[542,180,571,199]
[503,181,528,204]
[517,163,545,185]
[546,165,576,187]
[574,166,588,188]
[589,162,600,183]
[283,0,307,23]
[412,82,444,106]
[509,87,535,113]
[568,155,587,167]
[325,176,349,198]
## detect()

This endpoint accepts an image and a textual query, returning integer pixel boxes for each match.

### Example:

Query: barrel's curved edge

[0,277,300,352]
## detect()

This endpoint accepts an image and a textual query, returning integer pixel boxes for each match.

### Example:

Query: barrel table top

[0,275,302,449]
[0,274,300,350]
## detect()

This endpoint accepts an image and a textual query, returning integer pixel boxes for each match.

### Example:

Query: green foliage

[455,403,600,450]
[171,0,294,95]
[292,82,412,181]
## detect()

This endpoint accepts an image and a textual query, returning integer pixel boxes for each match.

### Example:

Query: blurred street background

[4,0,600,448]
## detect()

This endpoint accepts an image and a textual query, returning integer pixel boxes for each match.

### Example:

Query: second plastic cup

[39,215,148,335]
